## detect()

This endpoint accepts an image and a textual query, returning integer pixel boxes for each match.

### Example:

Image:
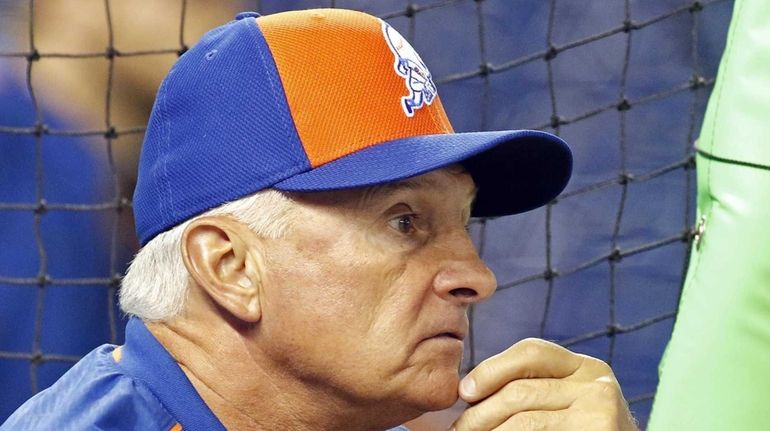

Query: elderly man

[3,9,637,431]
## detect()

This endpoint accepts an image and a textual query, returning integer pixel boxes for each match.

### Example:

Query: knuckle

[501,380,538,406]
[517,337,552,352]
[577,353,614,376]
[588,357,613,375]
[514,338,550,367]
[586,381,620,407]
[593,379,617,395]
[589,384,625,421]
[474,358,500,384]
[575,381,631,430]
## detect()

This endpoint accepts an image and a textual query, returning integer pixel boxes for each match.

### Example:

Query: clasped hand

[451,338,638,431]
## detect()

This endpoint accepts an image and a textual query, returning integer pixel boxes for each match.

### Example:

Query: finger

[493,410,570,431]
[568,354,616,383]
[453,379,584,431]
[570,377,638,431]
[494,405,626,431]
[460,338,583,403]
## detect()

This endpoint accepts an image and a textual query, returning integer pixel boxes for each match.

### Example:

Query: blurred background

[0,0,734,428]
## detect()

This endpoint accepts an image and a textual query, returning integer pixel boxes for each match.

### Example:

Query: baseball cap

[133,9,572,246]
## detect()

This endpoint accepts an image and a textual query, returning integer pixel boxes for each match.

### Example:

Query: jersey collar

[120,318,226,431]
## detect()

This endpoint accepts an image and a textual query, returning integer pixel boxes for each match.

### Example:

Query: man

[2,9,637,430]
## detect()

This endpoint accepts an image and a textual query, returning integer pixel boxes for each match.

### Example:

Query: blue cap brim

[274,130,572,217]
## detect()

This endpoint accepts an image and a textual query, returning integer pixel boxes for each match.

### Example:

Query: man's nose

[431,230,497,305]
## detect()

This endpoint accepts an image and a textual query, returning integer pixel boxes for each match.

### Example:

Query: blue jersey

[2,319,221,430]
[2,318,412,430]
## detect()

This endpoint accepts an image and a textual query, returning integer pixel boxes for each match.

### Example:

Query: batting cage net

[0,0,734,427]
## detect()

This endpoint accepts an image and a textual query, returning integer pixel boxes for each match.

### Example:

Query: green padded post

[649,0,770,429]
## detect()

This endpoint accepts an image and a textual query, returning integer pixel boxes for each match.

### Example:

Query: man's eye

[389,214,417,234]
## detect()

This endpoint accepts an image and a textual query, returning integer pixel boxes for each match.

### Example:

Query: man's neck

[146,319,404,431]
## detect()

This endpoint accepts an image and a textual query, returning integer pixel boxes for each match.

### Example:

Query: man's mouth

[435,332,463,341]
[423,317,469,343]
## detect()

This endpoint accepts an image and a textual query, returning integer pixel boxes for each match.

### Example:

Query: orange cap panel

[256,9,453,167]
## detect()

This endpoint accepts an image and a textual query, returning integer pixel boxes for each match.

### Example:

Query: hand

[451,338,638,430]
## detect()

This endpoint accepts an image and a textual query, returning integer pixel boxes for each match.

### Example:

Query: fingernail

[460,376,476,397]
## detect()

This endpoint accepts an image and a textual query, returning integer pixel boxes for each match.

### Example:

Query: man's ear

[181,216,263,323]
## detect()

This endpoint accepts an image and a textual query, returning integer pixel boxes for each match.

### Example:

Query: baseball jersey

[1,318,412,430]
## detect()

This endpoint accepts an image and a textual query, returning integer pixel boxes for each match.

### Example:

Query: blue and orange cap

[133,9,572,246]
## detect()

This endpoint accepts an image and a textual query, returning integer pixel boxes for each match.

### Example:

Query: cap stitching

[425,95,447,132]
[159,70,176,225]
[246,19,308,167]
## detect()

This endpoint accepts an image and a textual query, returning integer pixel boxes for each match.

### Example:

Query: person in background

[0,0,235,421]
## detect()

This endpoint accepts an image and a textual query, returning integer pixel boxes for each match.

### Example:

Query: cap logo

[381,21,437,117]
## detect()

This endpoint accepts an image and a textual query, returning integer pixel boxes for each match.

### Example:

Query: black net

[0,0,735,427]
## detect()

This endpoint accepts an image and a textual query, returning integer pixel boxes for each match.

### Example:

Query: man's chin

[426,387,461,411]
[403,369,461,412]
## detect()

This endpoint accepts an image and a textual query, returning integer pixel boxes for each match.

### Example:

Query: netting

[0,0,734,427]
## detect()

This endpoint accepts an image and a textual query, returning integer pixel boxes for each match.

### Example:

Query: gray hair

[119,189,294,321]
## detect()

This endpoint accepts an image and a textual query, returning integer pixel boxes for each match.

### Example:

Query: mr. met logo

[381,21,438,117]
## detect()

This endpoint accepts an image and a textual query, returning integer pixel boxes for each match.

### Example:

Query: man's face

[254,166,497,416]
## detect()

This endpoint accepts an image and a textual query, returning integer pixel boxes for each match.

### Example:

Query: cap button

[235,11,260,20]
